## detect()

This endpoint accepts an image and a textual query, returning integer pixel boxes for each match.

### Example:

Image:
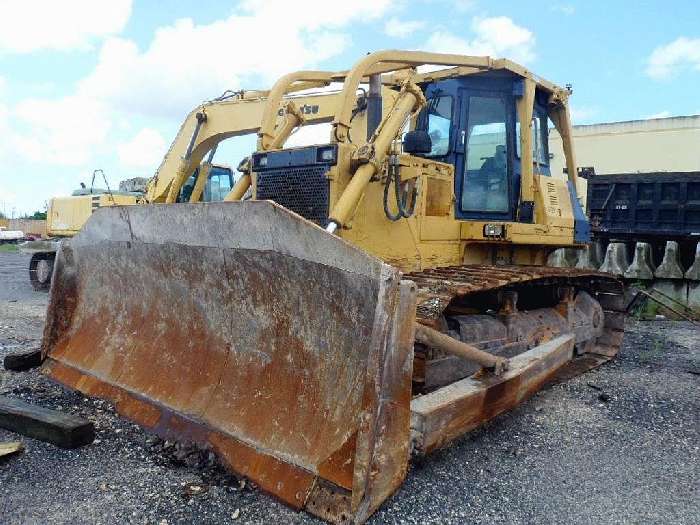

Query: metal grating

[256,165,330,226]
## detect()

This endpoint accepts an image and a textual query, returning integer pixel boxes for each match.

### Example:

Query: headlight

[483,223,505,237]
[316,145,337,163]
[254,154,268,168]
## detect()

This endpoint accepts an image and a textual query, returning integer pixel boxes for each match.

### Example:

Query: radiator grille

[256,165,330,226]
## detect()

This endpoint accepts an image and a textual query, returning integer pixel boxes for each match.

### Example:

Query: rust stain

[39,202,626,525]
[40,233,413,524]
[209,432,317,509]
[406,265,622,322]
[317,431,357,490]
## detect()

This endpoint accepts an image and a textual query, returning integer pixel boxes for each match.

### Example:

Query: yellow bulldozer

[40,51,627,523]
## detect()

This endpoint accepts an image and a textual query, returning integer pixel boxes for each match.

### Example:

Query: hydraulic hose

[383,162,416,221]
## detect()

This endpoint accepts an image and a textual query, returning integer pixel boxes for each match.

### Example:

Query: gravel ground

[1,251,698,524]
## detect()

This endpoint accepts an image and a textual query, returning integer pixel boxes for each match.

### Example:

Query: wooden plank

[0,396,94,449]
[410,334,574,455]
[4,349,42,371]
[0,441,24,458]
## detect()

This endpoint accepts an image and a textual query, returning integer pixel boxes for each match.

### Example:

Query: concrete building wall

[8,219,46,236]
[549,115,700,177]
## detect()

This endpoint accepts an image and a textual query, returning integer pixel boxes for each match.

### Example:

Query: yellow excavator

[23,165,235,290]
[40,51,627,524]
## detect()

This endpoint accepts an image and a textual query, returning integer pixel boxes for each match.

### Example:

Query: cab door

[454,87,517,222]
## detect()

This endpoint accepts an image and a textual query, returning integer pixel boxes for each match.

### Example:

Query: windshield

[204,168,233,202]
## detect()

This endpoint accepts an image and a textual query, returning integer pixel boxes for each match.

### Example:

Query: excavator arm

[146,64,411,204]
[145,90,339,203]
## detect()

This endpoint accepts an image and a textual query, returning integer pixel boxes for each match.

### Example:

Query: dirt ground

[1,251,698,524]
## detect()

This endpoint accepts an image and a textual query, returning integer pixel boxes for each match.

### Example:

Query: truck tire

[29,253,55,291]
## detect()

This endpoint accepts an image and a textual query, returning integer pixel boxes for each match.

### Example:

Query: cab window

[461,96,509,213]
[515,111,549,167]
[177,167,233,202]
[423,95,453,156]
[204,169,233,202]
[178,173,197,202]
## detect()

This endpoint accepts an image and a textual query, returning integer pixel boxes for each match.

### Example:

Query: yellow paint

[321,153,577,273]
[47,193,140,237]
[302,55,583,272]
[44,51,579,270]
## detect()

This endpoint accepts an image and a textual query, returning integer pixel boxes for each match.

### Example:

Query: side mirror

[403,130,432,154]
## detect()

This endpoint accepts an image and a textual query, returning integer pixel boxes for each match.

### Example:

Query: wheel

[29,253,55,291]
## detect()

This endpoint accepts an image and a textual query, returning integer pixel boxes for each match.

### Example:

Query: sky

[0,0,699,216]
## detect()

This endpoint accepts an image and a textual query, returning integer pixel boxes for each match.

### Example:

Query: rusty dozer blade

[41,201,417,523]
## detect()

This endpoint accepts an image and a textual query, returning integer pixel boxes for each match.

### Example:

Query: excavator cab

[177,164,234,202]
[40,51,625,524]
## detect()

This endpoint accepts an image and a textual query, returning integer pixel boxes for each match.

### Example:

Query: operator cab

[410,71,552,222]
[247,58,588,244]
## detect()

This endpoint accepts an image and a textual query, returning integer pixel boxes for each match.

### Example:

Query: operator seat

[477,145,508,212]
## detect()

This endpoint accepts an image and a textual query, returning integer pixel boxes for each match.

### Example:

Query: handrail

[331,50,496,142]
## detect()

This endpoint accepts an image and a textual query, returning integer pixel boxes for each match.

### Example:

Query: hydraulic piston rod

[326,80,425,232]
[414,323,509,376]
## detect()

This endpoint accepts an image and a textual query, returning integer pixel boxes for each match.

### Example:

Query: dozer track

[405,265,627,455]
[409,264,622,322]
[405,265,628,455]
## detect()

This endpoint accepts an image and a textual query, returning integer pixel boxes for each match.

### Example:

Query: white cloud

[385,17,425,38]
[285,123,333,148]
[4,0,395,171]
[78,0,393,120]
[0,0,132,53]
[646,37,700,79]
[550,4,575,15]
[645,111,672,120]
[11,96,111,165]
[118,128,167,169]
[426,16,535,64]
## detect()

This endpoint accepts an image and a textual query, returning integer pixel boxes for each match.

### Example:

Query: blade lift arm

[326,79,426,233]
